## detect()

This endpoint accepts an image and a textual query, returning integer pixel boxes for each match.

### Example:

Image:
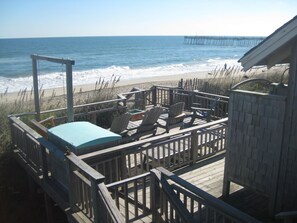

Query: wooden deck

[112,155,234,223]
[9,112,268,223]
[9,84,268,223]
[178,155,272,222]
[177,155,240,197]
[107,154,272,223]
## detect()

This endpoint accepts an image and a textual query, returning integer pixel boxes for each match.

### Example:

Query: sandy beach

[1,65,287,104]
[1,71,211,103]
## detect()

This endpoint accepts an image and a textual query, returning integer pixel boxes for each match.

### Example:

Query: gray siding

[225,90,286,201]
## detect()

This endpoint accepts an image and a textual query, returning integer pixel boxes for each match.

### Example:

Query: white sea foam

[0,58,240,93]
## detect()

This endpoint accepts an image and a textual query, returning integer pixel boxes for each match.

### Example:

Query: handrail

[66,152,105,181]
[151,168,195,223]
[10,116,41,138]
[97,183,125,223]
[12,97,126,118]
[120,89,147,96]
[106,172,151,188]
[155,167,262,223]
[180,88,230,100]
[66,152,125,223]
[152,85,182,89]
[106,172,151,222]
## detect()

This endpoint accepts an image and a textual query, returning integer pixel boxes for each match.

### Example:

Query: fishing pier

[184,36,265,47]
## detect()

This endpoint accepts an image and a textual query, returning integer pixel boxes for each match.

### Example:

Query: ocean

[0,36,256,93]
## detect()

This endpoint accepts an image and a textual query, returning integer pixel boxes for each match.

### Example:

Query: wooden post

[222,178,231,197]
[150,170,160,223]
[121,152,128,179]
[32,57,41,121]
[169,88,174,106]
[41,144,49,180]
[65,156,79,212]
[188,91,194,110]
[190,130,198,164]
[142,91,147,109]
[179,78,183,88]
[91,178,102,223]
[66,63,74,122]
[152,86,157,106]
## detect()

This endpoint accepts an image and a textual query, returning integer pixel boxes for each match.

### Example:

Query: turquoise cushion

[48,121,121,154]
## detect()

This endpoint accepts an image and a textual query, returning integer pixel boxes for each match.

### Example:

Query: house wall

[225,90,286,200]
[277,46,297,211]
[281,93,297,210]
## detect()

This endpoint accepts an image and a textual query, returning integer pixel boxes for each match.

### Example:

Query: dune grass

[179,65,289,95]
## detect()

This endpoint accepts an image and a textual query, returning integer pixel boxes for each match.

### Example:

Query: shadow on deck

[175,154,276,223]
[221,188,272,222]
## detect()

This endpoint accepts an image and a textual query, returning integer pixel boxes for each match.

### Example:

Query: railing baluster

[124,182,129,222]
[134,180,138,217]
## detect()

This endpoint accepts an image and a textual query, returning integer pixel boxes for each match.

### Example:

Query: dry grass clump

[75,74,121,105]
[179,64,289,95]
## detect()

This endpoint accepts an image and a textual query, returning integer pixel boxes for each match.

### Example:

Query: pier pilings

[184,36,265,47]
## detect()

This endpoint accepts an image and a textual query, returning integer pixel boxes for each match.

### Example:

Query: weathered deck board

[116,155,242,222]
[177,157,242,197]
[178,156,271,222]
[117,154,271,222]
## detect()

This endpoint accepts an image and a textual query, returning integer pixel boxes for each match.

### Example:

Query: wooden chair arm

[191,107,212,112]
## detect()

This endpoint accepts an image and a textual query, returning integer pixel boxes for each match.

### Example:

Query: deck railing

[9,116,124,223]
[150,167,262,223]
[152,86,229,118]
[107,172,152,222]
[106,167,261,223]
[10,116,44,176]
[9,111,262,223]
[66,152,124,223]
[9,85,233,223]
[80,118,228,184]
[14,86,228,126]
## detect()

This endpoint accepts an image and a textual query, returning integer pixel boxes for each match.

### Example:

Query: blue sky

[0,0,296,38]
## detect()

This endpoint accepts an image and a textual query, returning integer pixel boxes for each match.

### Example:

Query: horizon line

[0,34,267,40]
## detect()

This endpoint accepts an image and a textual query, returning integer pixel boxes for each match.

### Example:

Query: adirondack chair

[109,113,132,137]
[158,102,186,133]
[127,106,163,140]
[190,97,220,124]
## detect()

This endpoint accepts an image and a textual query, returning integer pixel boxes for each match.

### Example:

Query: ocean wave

[0,58,240,93]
